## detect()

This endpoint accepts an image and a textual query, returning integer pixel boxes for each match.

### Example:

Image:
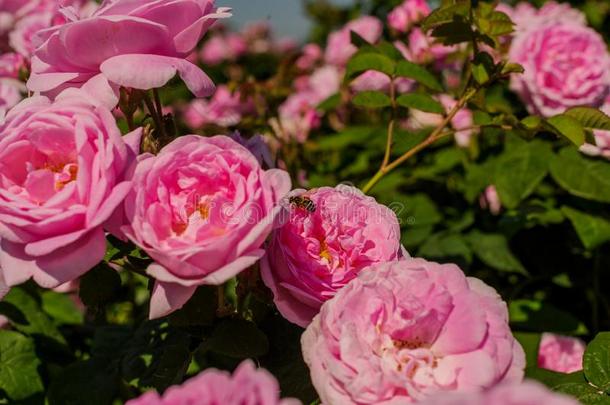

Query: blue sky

[223,0,354,40]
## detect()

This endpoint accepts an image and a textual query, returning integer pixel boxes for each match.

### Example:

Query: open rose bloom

[0,89,140,289]
[302,258,525,404]
[261,185,402,327]
[122,135,291,318]
[27,0,231,107]
[126,360,301,405]
[538,333,585,373]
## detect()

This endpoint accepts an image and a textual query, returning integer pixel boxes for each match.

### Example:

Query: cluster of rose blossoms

[0,0,592,404]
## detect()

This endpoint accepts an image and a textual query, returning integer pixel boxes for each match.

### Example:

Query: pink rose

[122,135,291,318]
[296,44,322,71]
[417,381,580,405]
[388,0,430,33]
[8,11,53,57]
[27,0,231,107]
[183,85,252,129]
[126,360,301,405]
[405,28,456,66]
[480,185,501,216]
[581,100,610,159]
[261,185,402,327]
[538,333,585,374]
[0,89,141,289]
[499,1,586,34]
[0,78,23,117]
[0,53,25,78]
[200,32,247,65]
[509,22,610,117]
[302,258,526,404]
[325,16,383,66]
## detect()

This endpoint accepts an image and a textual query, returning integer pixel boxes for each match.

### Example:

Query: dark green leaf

[526,367,585,388]
[0,331,43,401]
[466,231,527,275]
[510,300,588,335]
[48,359,118,405]
[395,60,443,91]
[317,94,340,111]
[555,383,610,404]
[565,107,610,131]
[419,233,472,263]
[169,286,217,327]
[352,91,392,108]
[205,319,269,359]
[561,206,610,250]
[346,52,395,78]
[550,148,610,203]
[547,115,586,146]
[396,93,444,113]
[79,264,122,307]
[421,2,470,31]
[494,140,553,209]
[584,332,610,390]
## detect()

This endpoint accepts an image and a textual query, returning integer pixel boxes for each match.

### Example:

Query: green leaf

[346,52,395,78]
[315,126,377,151]
[584,332,610,390]
[396,93,444,114]
[561,206,610,250]
[205,319,269,359]
[79,263,122,307]
[419,233,472,263]
[509,299,588,335]
[317,93,340,111]
[169,286,217,327]
[48,359,119,405]
[550,147,610,203]
[526,368,586,388]
[0,331,43,401]
[3,287,65,344]
[501,62,525,75]
[352,91,392,108]
[494,140,553,209]
[395,60,443,91]
[421,2,470,31]
[41,291,84,325]
[466,231,527,275]
[565,107,610,130]
[521,116,542,130]
[547,115,586,146]
[555,382,610,404]
[430,19,474,45]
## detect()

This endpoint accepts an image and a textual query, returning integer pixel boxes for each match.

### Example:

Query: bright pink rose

[0,79,23,116]
[417,381,580,405]
[126,360,301,405]
[122,135,291,318]
[388,0,430,33]
[0,53,25,78]
[296,43,322,71]
[200,32,247,65]
[480,185,501,216]
[183,85,251,129]
[581,101,610,159]
[27,0,230,107]
[261,185,402,327]
[538,333,585,374]
[325,16,383,66]
[0,89,141,289]
[302,258,526,404]
[509,22,610,117]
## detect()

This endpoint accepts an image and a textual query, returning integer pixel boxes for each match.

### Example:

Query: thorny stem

[362,87,478,194]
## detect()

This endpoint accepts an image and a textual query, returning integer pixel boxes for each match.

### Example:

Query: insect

[289,195,316,212]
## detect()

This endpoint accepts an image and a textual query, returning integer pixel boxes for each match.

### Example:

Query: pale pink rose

[499,1,586,35]
[325,16,383,66]
[538,333,585,374]
[509,22,610,117]
[581,101,610,159]
[261,185,401,327]
[480,185,501,215]
[200,33,247,65]
[0,89,141,289]
[388,0,430,33]
[122,135,291,318]
[302,258,526,404]
[296,43,322,71]
[418,380,580,405]
[0,53,24,78]
[27,0,231,108]
[308,65,341,102]
[351,71,414,94]
[406,28,456,66]
[0,78,23,116]
[183,85,251,129]
[126,360,301,405]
